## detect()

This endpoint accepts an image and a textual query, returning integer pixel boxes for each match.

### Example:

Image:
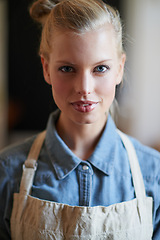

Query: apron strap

[19,130,46,195]
[117,130,146,200]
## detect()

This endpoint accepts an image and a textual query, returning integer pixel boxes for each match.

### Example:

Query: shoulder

[0,135,37,173]
[128,135,160,179]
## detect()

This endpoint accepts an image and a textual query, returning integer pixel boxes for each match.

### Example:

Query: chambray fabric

[0,109,160,239]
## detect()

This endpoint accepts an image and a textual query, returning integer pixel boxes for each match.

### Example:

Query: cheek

[50,75,67,96]
[52,82,64,95]
[96,78,116,97]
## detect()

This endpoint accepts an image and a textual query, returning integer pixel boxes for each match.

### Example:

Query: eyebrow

[56,59,113,65]
[55,61,76,66]
[94,59,113,65]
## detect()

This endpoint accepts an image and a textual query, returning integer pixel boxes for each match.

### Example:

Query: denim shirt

[0,110,160,239]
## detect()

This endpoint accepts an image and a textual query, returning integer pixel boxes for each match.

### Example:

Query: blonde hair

[30,0,124,60]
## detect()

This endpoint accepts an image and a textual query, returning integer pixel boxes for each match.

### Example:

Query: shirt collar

[45,110,118,179]
[88,114,118,175]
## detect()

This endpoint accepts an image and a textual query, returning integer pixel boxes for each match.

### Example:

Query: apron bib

[11,130,153,239]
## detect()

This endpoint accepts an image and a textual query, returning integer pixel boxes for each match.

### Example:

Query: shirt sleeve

[152,178,160,240]
[153,206,160,239]
[0,160,12,240]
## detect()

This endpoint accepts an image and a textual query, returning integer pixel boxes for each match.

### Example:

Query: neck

[56,113,108,160]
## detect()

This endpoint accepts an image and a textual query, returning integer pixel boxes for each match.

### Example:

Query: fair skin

[41,24,126,160]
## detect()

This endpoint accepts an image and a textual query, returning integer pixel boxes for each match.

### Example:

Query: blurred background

[0,0,160,151]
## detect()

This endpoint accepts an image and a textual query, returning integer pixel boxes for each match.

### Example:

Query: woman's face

[41,25,125,128]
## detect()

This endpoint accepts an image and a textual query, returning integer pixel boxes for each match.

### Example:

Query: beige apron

[11,130,153,239]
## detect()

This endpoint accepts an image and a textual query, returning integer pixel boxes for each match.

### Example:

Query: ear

[41,56,51,85]
[116,53,126,85]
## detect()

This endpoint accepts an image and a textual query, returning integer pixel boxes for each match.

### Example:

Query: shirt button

[83,165,89,171]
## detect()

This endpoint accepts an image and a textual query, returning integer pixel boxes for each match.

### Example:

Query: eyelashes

[93,65,110,73]
[58,66,74,73]
[58,65,110,73]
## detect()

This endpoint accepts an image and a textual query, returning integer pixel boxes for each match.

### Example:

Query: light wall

[121,0,160,147]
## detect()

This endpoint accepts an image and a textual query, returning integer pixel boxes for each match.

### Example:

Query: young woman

[0,0,160,239]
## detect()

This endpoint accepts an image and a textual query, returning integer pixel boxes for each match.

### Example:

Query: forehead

[49,24,118,62]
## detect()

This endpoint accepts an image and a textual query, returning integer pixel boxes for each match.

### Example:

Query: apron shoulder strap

[117,129,146,200]
[19,130,46,195]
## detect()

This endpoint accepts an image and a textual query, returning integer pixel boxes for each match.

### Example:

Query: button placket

[78,162,93,206]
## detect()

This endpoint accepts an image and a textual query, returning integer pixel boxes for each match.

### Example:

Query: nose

[75,71,94,95]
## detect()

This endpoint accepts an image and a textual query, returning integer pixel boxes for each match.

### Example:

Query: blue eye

[94,65,110,73]
[59,66,74,73]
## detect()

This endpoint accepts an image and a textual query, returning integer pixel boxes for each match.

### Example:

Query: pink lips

[71,101,98,113]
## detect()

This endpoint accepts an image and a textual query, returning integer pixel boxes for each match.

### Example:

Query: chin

[72,114,102,126]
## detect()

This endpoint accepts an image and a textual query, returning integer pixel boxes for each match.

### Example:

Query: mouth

[71,101,98,113]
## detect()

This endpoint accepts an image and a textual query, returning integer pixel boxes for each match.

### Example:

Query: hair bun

[29,0,59,24]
